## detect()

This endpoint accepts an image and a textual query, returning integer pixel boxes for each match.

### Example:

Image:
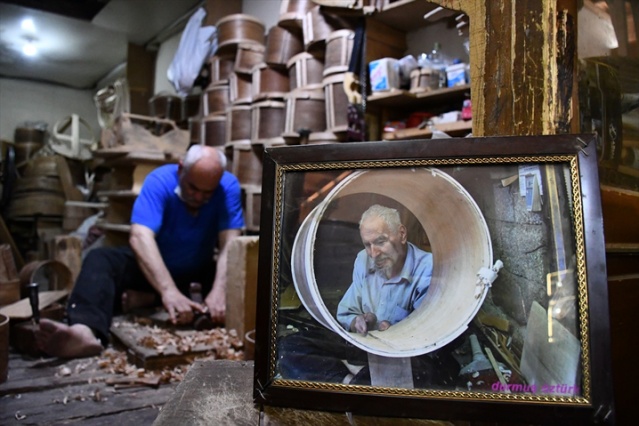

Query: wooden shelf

[382,120,472,140]
[373,0,442,31]
[368,84,470,109]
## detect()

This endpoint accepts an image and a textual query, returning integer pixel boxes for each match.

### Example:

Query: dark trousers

[67,246,215,346]
[277,327,457,387]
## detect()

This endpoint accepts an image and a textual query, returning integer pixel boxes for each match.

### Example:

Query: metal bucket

[291,168,493,357]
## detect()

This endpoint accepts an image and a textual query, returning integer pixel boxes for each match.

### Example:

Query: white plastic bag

[167,7,217,96]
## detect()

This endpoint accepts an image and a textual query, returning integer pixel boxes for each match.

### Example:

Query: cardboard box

[369,58,400,92]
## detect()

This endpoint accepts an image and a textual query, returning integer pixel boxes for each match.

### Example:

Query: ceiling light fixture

[22,40,38,57]
[21,18,36,32]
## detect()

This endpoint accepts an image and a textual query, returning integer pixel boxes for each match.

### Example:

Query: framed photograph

[254,134,615,424]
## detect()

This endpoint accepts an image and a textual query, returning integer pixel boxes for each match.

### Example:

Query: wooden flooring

[0,349,180,425]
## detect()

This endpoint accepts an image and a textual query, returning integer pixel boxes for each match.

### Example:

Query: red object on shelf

[461,99,472,120]
[406,111,433,128]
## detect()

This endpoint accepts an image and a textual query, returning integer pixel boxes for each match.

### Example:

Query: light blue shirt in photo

[336,242,433,331]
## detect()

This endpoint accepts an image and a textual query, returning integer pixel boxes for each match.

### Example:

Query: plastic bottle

[429,42,448,89]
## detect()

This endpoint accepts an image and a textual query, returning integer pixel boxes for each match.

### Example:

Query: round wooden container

[201,85,230,116]
[307,131,342,145]
[226,105,252,144]
[283,89,326,144]
[14,141,43,166]
[324,29,354,76]
[234,42,265,75]
[19,259,73,293]
[201,114,227,147]
[22,155,59,178]
[208,54,235,86]
[14,127,46,144]
[182,93,201,120]
[410,67,438,94]
[215,14,265,54]
[303,6,348,54]
[149,94,182,122]
[189,116,202,145]
[251,63,290,101]
[278,0,315,30]
[229,72,253,105]
[287,52,325,91]
[323,72,349,134]
[232,141,263,187]
[264,25,303,69]
[251,100,286,143]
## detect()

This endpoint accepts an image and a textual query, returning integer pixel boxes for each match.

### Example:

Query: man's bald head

[178,145,226,210]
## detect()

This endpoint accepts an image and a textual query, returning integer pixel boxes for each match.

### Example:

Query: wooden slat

[0,290,68,319]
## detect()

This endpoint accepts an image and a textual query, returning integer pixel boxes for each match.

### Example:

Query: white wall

[0,78,99,142]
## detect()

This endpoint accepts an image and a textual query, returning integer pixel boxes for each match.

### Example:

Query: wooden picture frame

[253,134,615,424]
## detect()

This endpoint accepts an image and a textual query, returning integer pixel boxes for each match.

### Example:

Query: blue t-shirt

[131,164,244,276]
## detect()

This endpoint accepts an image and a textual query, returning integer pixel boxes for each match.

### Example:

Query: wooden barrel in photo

[264,25,303,70]
[278,0,315,30]
[323,72,349,134]
[226,104,252,144]
[201,84,230,116]
[292,168,493,358]
[251,100,286,144]
[229,72,253,105]
[324,29,354,77]
[215,14,265,54]
[201,114,227,147]
[251,63,290,102]
[287,52,325,92]
[283,88,326,145]
[208,54,235,86]
[231,141,263,187]
[234,42,265,75]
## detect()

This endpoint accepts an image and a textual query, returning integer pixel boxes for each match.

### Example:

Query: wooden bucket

[21,155,59,178]
[287,52,325,91]
[208,54,235,86]
[264,25,304,69]
[226,105,252,144]
[149,94,182,122]
[216,14,265,54]
[14,127,46,144]
[251,63,290,102]
[14,141,43,167]
[323,72,349,134]
[232,141,263,187]
[189,116,202,145]
[234,42,265,75]
[291,168,493,357]
[201,114,227,147]
[283,88,326,144]
[201,84,230,116]
[324,29,354,76]
[229,72,253,105]
[251,100,286,143]
[182,93,201,121]
[303,6,350,54]
[19,259,74,293]
[278,0,315,30]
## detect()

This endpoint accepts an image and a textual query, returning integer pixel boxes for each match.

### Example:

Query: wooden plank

[0,290,68,319]
[225,236,259,343]
[0,216,24,269]
[0,243,19,282]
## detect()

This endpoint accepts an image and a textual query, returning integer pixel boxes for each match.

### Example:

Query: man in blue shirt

[337,204,433,335]
[279,204,438,385]
[36,145,244,358]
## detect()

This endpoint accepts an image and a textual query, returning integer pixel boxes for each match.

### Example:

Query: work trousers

[67,246,215,346]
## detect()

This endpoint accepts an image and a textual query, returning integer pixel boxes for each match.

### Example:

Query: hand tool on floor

[26,282,39,324]
[189,282,214,330]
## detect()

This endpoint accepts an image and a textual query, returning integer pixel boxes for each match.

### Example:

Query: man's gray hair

[359,204,402,232]
[183,144,227,171]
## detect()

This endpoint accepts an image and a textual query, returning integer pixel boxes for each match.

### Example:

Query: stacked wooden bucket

[188,1,358,231]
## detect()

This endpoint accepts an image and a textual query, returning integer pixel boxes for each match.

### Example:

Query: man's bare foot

[35,319,103,358]
[121,290,157,313]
